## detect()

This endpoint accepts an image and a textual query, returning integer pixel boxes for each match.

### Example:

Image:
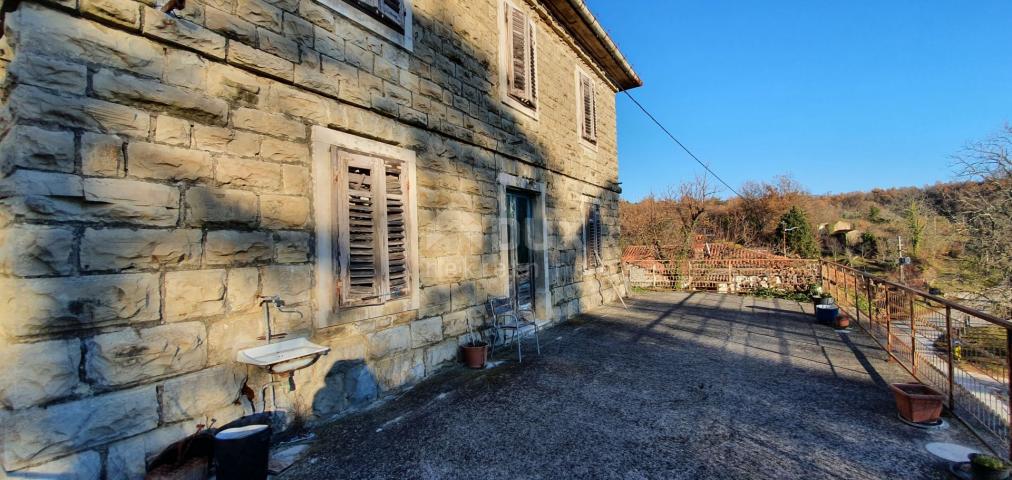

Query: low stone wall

[0,0,626,476]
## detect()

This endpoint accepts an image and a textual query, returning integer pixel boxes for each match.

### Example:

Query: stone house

[0,0,640,476]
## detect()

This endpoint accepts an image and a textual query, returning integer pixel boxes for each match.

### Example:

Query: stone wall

[0,0,626,476]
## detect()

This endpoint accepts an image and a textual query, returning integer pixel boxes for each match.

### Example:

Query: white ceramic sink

[237,338,330,373]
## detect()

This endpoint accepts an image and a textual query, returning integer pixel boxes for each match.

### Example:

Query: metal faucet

[258,296,287,344]
[257,296,305,344]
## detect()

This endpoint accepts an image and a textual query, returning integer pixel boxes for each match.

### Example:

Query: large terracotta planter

[462,343,488,369]
[890,383,944,423]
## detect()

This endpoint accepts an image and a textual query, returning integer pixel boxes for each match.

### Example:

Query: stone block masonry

[0,0,629,476]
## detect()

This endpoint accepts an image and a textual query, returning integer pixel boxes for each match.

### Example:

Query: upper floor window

[321,0,414,51]
[346,0,406,32]
[499,1,538,117]
[577,70,598,144]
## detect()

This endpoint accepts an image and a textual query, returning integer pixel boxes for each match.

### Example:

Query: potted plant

[461,314,488,369]
[809,285,834,311]
[889,383,944,424]
[970,454,1010,480]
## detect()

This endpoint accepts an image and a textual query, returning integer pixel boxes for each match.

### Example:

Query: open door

[506,190,535,310]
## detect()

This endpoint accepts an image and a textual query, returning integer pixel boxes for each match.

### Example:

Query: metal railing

[822,261,1012,458]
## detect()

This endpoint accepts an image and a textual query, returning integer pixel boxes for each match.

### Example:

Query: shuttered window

[505,2,537,108]
[348,0,406,32]
[578,72,597,143]
[333,148,414,306]
[378,0,406,29]
[585,204,602,269]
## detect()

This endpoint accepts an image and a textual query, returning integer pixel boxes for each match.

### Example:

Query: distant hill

[619,177,982,294]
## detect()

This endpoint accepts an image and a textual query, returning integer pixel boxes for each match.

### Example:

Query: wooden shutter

[379,0,405,29]
[336,151,381,305]
[580,73,596,142]
[586,204,601,268]
[507,4,532,103]
[528,17,537,103]
[333,148,413,307]
[384,159,409,299]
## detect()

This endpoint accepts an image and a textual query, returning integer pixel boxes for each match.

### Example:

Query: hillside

[620,170,1009,317]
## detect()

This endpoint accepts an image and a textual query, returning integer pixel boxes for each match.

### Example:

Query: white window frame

[497,0,539,120]
[575,67,598,150]
[582,197,604,274]
[312,126,420,328]
[320,0,414,51]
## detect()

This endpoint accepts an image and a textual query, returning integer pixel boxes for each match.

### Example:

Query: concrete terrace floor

[281,291,987,479]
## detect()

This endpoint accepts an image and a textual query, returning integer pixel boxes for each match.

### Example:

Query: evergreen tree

[859,232,880,259]
[905,200,927,256]
[776,206,819,258]
[868,205,886,224]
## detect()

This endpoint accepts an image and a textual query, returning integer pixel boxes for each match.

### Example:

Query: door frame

[496,172,551,323]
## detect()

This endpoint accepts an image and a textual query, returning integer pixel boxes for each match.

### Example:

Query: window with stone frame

[321,0,413,51]
[344,0,407,33]
[584,202,602,270]
[577,70,597,144]
[332,147,415,307]
[502,0,538,112]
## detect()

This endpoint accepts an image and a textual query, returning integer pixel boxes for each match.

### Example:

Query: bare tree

[619,194,678,248]
[952,125,1012,316]
[672,175,718,256]
[731,175,807,249]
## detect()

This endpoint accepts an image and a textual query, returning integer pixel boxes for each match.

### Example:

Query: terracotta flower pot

[890,383,944,423]
[833,314,850,330]
[461,343,488,369]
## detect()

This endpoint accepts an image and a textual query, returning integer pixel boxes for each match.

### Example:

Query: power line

[622,91,742,198]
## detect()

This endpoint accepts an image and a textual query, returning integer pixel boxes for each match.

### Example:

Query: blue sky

[585,1,1012,201]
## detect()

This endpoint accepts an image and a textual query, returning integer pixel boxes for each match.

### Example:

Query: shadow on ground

[280,291,986,480]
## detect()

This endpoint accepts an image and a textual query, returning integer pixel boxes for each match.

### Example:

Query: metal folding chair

[487,295,541,362]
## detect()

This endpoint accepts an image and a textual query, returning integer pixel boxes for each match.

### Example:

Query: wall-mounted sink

[237,338,330,374]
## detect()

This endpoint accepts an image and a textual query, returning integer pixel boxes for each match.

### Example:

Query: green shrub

[753,287,810,302]
[972,454,1006,470]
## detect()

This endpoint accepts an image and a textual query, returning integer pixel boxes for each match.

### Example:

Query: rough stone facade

[0,0,631,476]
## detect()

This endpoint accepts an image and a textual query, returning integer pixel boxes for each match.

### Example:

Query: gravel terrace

[280,291,986,479]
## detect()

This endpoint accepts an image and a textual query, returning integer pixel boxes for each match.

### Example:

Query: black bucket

[214,417,271,480]
[815,304,839,324]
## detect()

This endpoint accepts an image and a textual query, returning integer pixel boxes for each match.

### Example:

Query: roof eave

[541,0,643,91]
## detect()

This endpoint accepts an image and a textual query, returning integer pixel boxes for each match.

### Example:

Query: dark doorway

[507,190,535,309]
